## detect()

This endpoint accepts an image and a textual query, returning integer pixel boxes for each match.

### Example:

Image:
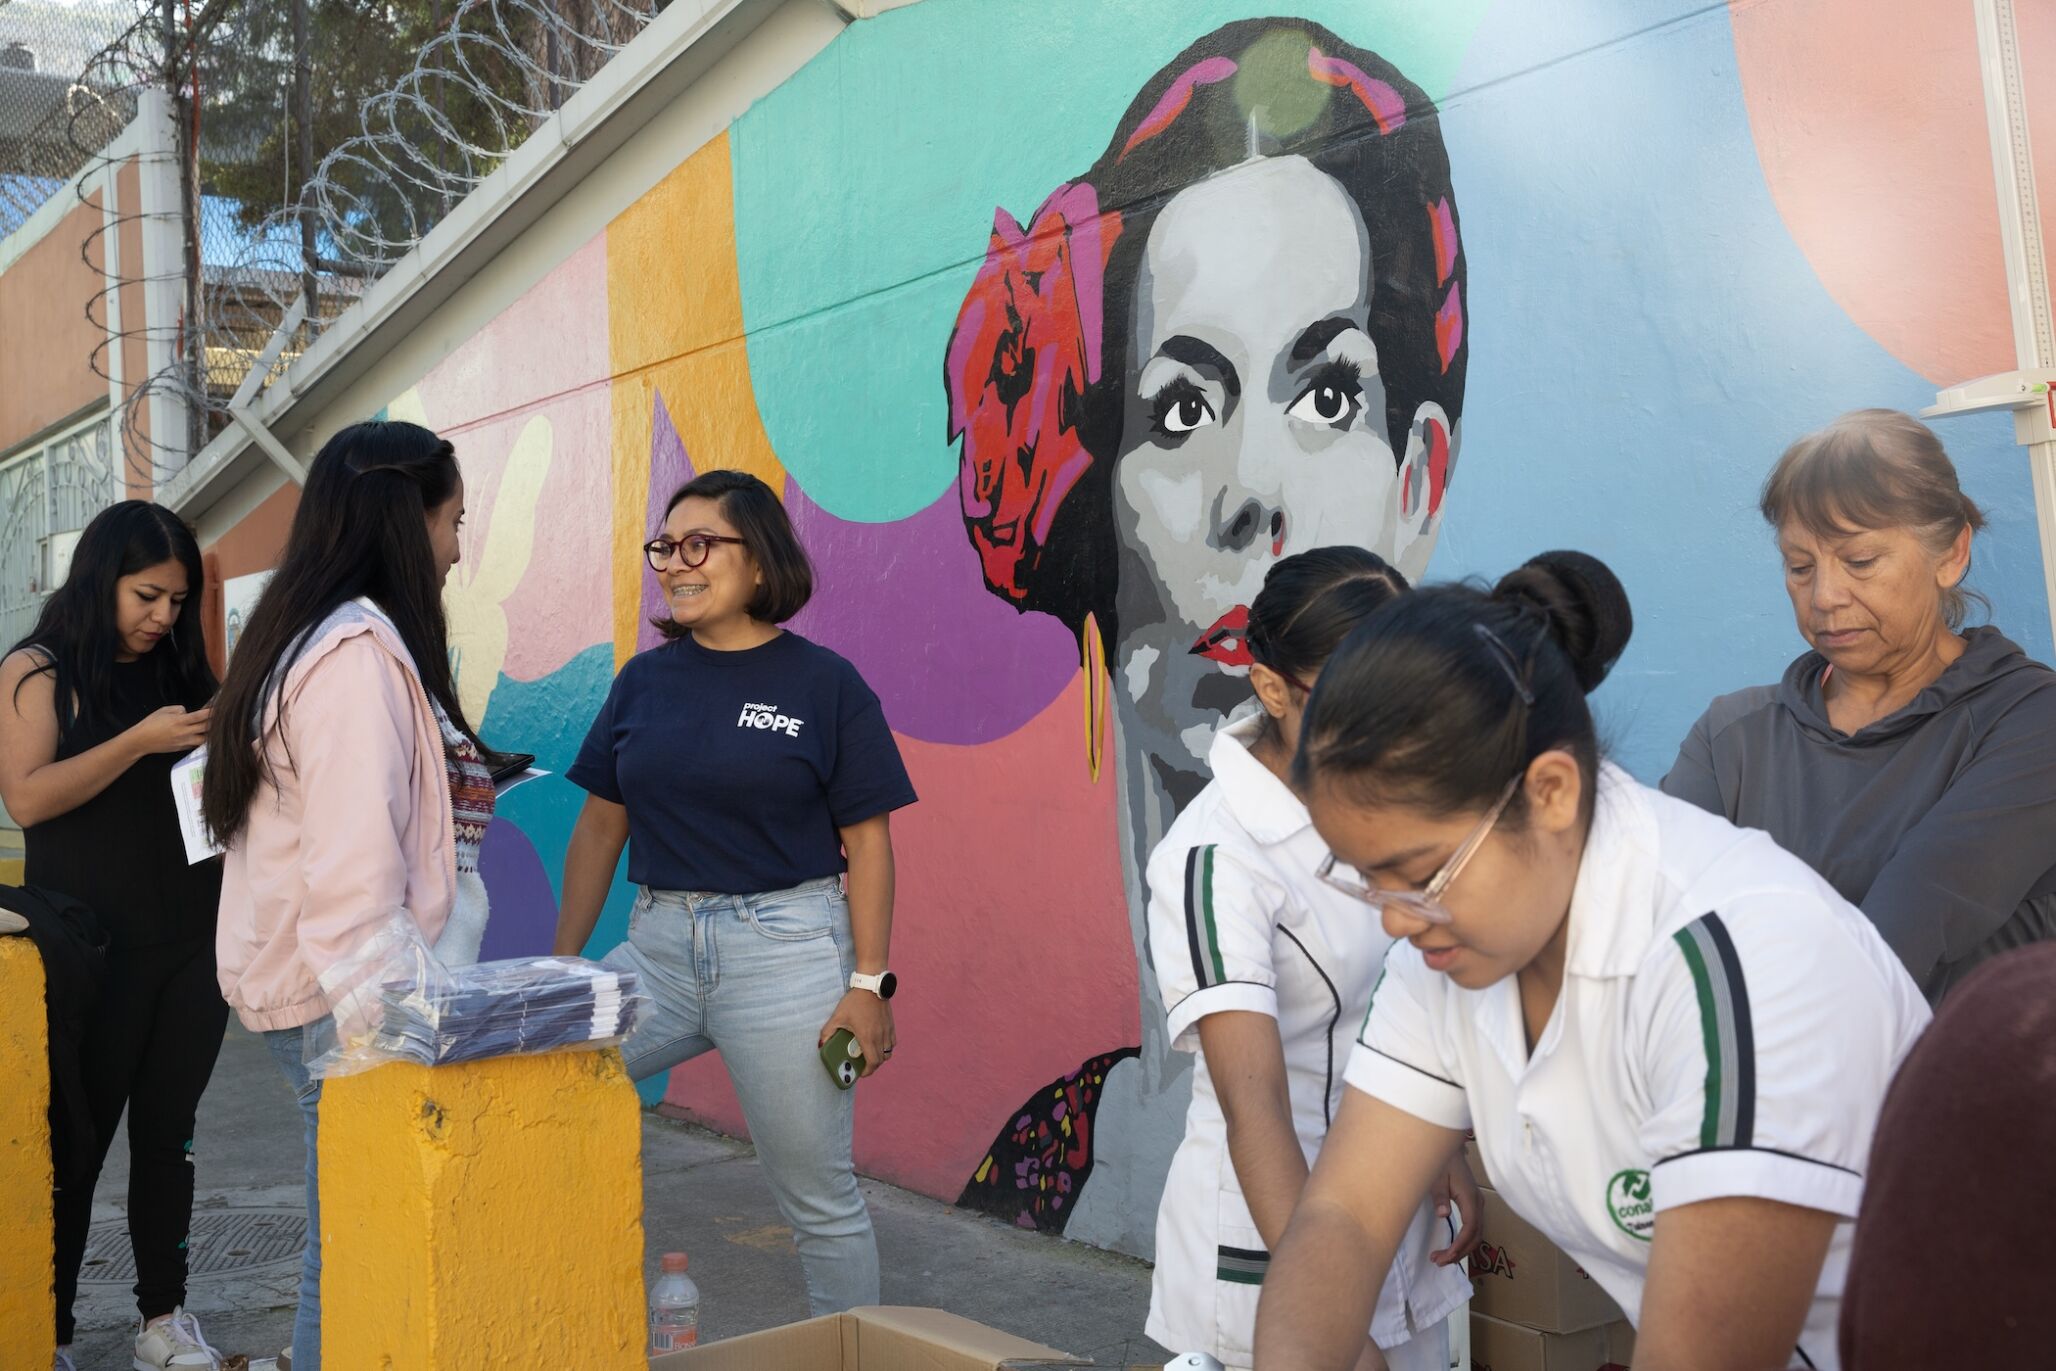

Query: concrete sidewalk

[67,1023,1176,1369]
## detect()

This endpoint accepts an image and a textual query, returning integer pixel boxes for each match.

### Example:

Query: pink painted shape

[1119,55,1238,160]
[413,235,611,423]
[1428,196,1458,285]
[1308,48,1407,134]
[1731,0,2056,384]
[403,234,612,684]
[661,673,1136,1200]
[458,392,612,684]
[1435,280,1464,374]
[784,480,1080,746]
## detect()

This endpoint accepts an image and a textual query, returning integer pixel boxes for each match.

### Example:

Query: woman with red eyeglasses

[552,469,917,1315]
[1143,547,1474,1371]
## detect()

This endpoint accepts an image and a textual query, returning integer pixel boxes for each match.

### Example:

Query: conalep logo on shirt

[1607,1168,1654,1241]
[737,702,804,738]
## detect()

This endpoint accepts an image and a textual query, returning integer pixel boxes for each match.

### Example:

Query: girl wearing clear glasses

[1143,548,1474,1371]
[1252,552,1930,1371]
[553,469,916,1315]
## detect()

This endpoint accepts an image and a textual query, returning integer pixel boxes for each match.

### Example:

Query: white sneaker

[53,1349,77,1371]
[133,1307,222,1369]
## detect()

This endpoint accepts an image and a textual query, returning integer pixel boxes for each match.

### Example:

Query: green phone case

[820,1028,865,1089]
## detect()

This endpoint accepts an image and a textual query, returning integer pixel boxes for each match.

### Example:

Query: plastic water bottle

[648,1251,700,1354]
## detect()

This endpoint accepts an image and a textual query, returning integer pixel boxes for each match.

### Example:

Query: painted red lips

[1190,605,1253,666]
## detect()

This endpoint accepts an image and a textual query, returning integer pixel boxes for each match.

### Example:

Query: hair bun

[1493,551,1632,693]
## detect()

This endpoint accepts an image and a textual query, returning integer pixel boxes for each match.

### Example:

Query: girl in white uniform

[1145,548,1473,1371]
[1253,552,1929,1371]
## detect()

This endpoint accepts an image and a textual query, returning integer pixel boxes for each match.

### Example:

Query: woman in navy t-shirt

[554,469,917,1314]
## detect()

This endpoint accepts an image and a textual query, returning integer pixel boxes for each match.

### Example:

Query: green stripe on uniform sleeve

[1200,845,1228,985]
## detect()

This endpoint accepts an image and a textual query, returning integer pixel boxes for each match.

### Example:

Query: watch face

[879,971,898,1000]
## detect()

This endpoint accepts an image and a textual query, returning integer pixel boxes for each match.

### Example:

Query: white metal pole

[1973,0,2056,647]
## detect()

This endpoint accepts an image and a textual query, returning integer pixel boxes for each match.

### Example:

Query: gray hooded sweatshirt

[1662,627,2056,1001]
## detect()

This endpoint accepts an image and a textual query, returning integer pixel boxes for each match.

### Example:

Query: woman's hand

[819,988,896,1077]
[1427,1151,1482,1267]
[127,704,212,756]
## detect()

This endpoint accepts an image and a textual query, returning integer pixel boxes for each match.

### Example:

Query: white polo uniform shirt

[1348,766,1930,1371]
[1144,716,1470,1367]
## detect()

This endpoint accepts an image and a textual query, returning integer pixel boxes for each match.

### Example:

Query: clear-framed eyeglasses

[1315,774,1523,924]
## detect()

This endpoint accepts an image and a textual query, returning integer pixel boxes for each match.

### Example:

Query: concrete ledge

[0,938,55,1362]
[321,1046,646,1367]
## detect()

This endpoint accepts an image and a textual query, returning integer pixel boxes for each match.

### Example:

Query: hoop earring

[1080,612,1108,782]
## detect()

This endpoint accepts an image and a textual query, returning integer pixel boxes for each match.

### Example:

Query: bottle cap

[661,1252,689,1273]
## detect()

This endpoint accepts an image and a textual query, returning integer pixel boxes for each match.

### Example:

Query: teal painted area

[730,0,1489,522]
[480,644,666,1106]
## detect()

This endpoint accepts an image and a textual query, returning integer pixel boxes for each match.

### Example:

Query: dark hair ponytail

[1295,551,1632,819]
[1246,546,1410,684]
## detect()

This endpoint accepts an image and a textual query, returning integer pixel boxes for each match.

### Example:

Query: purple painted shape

[783,483,1078,746]
[478,818,558,961]
[638,393,697,654]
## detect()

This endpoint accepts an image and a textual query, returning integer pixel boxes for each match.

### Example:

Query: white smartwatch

[849,969,898,1000]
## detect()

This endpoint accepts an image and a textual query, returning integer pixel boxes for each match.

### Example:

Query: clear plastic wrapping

[305,919,647,1077]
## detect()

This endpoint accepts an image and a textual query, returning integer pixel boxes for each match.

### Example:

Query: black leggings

[53,935,228,1344]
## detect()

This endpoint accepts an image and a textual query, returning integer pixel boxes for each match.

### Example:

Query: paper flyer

[170,747,222,865]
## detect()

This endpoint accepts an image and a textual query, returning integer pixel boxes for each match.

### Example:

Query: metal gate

[0,416,117,650]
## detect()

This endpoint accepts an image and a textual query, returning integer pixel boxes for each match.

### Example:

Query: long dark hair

[1296,551,1632,822]
[203,420,481,844]
[9,501,215,739]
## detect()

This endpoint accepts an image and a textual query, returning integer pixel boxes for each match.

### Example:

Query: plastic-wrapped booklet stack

[367,956,645,1067]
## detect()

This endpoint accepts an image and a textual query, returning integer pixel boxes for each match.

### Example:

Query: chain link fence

[0,0,140,237]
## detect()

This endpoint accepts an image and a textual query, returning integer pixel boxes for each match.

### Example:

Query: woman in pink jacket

[203,420,496,1371]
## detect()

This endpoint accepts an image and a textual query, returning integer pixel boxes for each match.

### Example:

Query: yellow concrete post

[0,938,56,1363]
[321,1046,647,1368]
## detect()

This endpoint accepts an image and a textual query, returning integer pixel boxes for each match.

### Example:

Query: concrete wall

[193,0,2056,1259]
[0,194,109,454]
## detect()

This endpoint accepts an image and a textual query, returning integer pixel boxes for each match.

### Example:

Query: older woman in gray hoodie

[1663,408,2056,1002]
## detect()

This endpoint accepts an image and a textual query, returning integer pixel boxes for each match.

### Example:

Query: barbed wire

[19,0,663,485]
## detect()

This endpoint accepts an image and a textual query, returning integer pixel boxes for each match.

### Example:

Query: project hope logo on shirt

[738,702,805,738]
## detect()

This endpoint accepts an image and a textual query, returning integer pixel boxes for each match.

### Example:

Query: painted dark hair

[651,469,814,633]
[1247,545,1410,683]
[947,18,1467,643]
[203,420,480,844]
[9,500,216,739]
[1295,551,1632,822]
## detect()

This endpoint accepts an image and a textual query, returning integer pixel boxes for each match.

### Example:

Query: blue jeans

[603,877,878,1314]
[263,1025,324,1371]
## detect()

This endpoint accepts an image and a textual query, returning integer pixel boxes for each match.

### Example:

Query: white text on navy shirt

[738,702,805,737]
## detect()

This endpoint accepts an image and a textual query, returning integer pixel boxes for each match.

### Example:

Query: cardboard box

[1465,1188,1624,1334]
[1469,1311,1627,1371]
[1604,1318,1635,1365]
[651,1306,1089,1369]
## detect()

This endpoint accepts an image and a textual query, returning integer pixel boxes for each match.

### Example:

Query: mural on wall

[944,17,1467,1231]
[199,0,2056,1263]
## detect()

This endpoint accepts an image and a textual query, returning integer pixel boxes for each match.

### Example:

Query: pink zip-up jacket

[216,601,455,1032]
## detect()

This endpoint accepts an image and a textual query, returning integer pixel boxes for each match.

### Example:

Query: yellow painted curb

[0,939,55,1362]
[322,1046,646,1368]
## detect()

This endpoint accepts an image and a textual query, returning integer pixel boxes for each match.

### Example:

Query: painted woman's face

[1112,155,1419,782]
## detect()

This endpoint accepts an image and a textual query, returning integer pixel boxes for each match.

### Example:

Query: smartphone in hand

[820,1028,864,1088]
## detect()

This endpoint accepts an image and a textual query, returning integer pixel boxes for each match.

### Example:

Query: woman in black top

[0,502,226,1371]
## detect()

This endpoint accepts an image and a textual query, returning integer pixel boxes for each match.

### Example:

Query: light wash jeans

[263,1024,325,1371]
[603,877,878,1314]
